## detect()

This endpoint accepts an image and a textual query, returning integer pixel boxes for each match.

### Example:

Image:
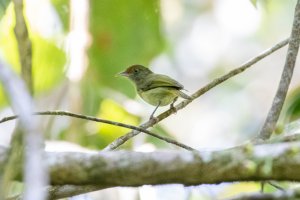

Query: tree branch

[1,137,300,199]
[259,0,300,140]
[7,185,107,200]
[0,111,195,151]
[13,141,299,186]
[48,185,107,200]
[104,38,290,151]
[13,0,33,94]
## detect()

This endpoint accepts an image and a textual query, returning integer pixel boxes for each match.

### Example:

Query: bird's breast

[138,87,179,106]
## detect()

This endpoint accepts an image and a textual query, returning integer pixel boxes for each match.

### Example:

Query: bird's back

[140,73,184,91]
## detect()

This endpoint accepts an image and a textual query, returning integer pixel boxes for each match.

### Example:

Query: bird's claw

[149,115,159,123]
[170,104,177,114]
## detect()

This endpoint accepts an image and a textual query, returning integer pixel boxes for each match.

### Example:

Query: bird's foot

[149,115,159,123]
[170,103,177,114]
[170,97,178,114]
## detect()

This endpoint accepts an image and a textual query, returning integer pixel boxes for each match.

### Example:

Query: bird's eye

[134,69,138,73]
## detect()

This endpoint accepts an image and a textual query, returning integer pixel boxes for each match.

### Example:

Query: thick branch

[12,141,299,186]
[259,0,300,140]
[104,38,290,151]
[7,185,106,200]
[48,185,106,200]
[0,139,300,199]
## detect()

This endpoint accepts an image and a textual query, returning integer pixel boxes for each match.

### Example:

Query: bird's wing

[142,74,184,91]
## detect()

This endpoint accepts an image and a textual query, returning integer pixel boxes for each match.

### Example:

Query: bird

[119,64,191,119]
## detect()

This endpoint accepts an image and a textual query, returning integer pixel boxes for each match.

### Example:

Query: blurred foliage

[285,87,300,122]
[249,0,257,8]
[96,99,140,149]
[278,87,300,135]
[84,0,164,114]
[220,182,260,199]
[0,0,10,19]
[146,125,178,149]
[51,0,69,31]
[0,5,66,107]
[0,5,19,70]
[32,36,66,93]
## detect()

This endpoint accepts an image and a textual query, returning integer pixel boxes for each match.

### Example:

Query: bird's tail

[179,91,192,100]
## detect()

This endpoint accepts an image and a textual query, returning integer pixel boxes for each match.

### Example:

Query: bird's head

[119,64,153,82]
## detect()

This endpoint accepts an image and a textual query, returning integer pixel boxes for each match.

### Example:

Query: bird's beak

[117,71,129,77]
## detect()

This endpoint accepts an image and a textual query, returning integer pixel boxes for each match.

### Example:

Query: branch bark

[1,136,300,199]
[259,0,300,140]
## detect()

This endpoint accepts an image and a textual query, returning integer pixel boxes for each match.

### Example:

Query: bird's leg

[170,97,178,113]
[150,101,161,120]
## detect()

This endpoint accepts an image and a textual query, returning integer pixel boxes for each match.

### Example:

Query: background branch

[259,0,300,140]
[13,0,33,94]
[0,61,47,199]
[104,38,290,151]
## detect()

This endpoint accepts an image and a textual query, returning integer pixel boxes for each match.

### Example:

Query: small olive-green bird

[119,64,191,119]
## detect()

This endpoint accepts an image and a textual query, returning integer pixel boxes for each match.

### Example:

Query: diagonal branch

[104,38,290,151]
[259,0,300,140]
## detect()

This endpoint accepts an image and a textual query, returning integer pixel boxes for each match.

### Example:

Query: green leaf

[95,99,140,148]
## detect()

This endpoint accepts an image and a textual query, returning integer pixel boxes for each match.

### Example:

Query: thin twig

[268,181,285,191]
[259,0,300,140]
[0,111,195,151]
[104,38,290,151]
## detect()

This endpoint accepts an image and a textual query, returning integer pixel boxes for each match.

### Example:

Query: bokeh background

[0,0,300,199]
